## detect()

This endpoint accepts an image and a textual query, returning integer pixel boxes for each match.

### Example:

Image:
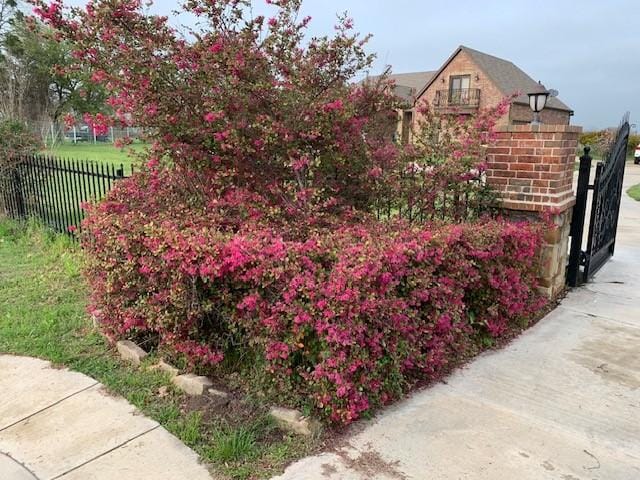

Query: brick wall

[486,124,581,212]
[415,50,572,127]
[416,50,509,125]
[509,103,571,125]
[486,124,582,298]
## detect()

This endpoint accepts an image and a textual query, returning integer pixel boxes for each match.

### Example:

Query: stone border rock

[115,341,320,434]
[116,340,148,366]
[269,407,320,436]
[172,374,213,396]
[149,360,180,378]
[207,388,229,400]
[114,340,221,398]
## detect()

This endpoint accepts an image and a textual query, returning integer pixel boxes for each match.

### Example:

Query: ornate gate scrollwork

[567,113,630,286]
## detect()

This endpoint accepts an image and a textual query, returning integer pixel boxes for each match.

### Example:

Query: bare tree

[0,0,18,37]
[0,2,106,148]
[0,0,21,120]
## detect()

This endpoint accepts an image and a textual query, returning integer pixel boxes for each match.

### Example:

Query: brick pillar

[486,124,582,298]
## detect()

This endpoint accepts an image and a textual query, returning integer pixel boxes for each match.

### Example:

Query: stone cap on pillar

[495,124,583,134]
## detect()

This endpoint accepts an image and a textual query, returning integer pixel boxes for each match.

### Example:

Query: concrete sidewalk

[273,164,640,479]
[0,355,213,480]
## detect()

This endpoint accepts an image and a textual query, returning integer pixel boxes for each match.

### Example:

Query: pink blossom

[204,111,223,123]
[292,155,310,172]
[323,99,344,113]
[62,113,76,129]
[213,130,230,142]
[144,103,158,116]
[208,41,224,54]
[90,69,108,83]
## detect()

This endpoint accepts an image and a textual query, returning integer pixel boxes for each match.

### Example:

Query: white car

[635,144,640,165]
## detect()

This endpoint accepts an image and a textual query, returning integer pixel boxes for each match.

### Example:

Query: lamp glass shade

[528,92,549,113]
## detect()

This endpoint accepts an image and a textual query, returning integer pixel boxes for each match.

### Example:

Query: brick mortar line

[0,382,99,433]
[50,425,161,480]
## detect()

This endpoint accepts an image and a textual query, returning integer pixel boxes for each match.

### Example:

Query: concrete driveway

[273,164,640,479]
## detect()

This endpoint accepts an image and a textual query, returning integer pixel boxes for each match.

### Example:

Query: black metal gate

[567,114,630,286]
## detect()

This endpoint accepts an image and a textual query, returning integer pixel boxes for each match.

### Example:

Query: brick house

[372,46,574,143]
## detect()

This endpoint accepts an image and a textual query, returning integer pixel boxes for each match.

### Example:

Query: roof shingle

[363,46,572,113]
[459,46,571,112]
[362,71,436,103]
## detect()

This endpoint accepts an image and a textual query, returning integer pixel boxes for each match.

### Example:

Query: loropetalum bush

[35,0,548,424]
[83,171,545,424]
[32,0,506,218]
[33,0,404,215]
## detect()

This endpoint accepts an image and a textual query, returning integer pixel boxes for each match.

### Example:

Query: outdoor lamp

[528,90,549,125]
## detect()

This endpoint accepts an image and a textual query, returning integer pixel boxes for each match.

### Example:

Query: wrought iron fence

[0,155,131,235]
[372,166,496,223]
[433,88,481,109]
[2,155,493,234]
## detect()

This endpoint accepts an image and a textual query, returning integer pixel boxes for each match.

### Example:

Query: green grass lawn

[41,142,147,173]
[628,184,640,201]
[0,219,318,479]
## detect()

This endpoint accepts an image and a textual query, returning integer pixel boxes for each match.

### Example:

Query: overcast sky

[63,0,638,130]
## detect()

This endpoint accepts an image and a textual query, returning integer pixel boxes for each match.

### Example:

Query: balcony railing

[433,88,481,109]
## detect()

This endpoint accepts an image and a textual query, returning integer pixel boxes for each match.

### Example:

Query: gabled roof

[363,71,436,103]
[417,45,572,112]
[383,71,437,92]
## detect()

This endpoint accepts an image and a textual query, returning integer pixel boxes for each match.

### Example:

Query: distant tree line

[579,129,640,158]
[0,0,106,145]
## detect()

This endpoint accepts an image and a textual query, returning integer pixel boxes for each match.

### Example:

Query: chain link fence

[27,120,145,148]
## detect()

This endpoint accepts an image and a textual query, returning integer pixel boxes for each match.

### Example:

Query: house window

[401,111,413,144]
[449,75,471,105]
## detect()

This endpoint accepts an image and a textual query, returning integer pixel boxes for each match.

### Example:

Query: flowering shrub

[83,171,545,424]
[36,0,547,425]
[32,0,509,219]
[33,0,403,214]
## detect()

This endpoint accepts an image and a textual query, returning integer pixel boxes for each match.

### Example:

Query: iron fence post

[11,163,26,219]
[567,147,592,287]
